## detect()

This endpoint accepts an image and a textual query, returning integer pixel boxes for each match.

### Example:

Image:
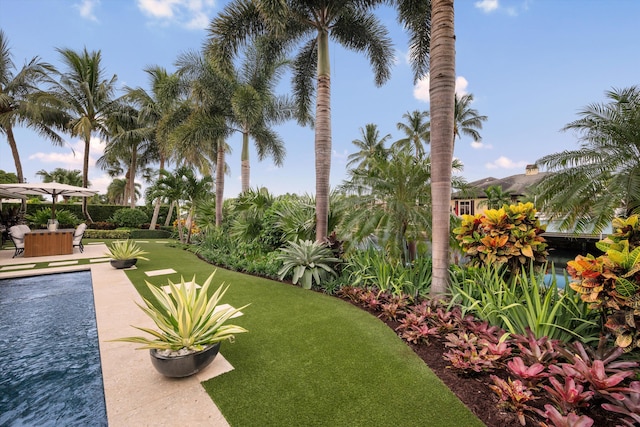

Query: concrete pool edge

[1,245,231,426]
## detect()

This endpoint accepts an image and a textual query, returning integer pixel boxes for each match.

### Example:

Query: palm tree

[227,40,293,193]
[535,86,640,233]
[173,50,233,227]
[346,123,390,172]
[479,185,513,210]
[102,102,160,208]
[181,168,214,243]
[454,93,487,146]
[0,30,64,186]
[123,66,187,228]
[207,0,394,243]
[35,168,84,186]
[392,110,430,159]
[107,177,141,206]
[43,47,118,221]
[429,0,456,296]
[340,149,465,264]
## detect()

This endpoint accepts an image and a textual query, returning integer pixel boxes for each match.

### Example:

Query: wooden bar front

[24,229,74,257]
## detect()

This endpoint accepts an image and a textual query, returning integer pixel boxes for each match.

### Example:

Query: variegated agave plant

[113,270,249,352]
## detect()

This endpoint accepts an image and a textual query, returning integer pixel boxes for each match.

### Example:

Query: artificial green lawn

[120,240,485,427]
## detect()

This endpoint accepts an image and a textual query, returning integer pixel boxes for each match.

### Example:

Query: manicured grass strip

[123,242,484,427]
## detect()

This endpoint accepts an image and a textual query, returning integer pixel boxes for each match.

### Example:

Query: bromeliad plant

[113,271,249,352]
[453,202,548,277]
[104,239,150,261]
[567,215,640,351]
[277,239,340,290]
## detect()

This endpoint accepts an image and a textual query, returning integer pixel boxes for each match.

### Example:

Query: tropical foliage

[112,271,248,352]
[104,239,150,261]
[535,86,640,233]
[277,239,340,290]
[454,202,549,276]
[567,214,640,351]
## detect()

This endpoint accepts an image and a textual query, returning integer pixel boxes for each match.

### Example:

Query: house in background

[451,164,550,217]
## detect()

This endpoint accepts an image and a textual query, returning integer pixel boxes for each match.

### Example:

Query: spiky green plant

[277,239,340,290]
[112,271,249,351]
[104,239,150,261]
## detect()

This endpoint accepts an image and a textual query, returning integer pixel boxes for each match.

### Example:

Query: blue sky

[1,0,639,200]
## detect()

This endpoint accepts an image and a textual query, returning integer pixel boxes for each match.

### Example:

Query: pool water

[0,271,107,426]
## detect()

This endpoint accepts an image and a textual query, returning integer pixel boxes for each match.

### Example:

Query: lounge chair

[8,224,30,258]
[73,223,87,253]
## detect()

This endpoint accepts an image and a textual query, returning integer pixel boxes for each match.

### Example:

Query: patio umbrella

[0,182,98,219]
[0,188,26,199]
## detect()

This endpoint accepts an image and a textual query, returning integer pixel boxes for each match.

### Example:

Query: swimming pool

[0,270,107,426]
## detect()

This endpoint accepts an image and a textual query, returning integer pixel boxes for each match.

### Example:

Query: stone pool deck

[0,244,231,426]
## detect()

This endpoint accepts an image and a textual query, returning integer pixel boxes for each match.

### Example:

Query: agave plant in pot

[105,239,150,269]
[112,271,249,378]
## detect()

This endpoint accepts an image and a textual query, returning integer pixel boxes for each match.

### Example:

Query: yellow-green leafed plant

[104,239,150,260]
[113,271,249,352]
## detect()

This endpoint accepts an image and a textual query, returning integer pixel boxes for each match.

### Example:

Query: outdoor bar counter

[23,229,74,257]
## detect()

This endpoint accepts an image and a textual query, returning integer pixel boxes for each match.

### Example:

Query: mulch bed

[350,301,623,427]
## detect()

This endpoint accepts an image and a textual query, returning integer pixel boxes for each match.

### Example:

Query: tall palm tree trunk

[82,136,93,222]
[215,140,225,227]
[164,200,175,227]
[149,157,165,229]
[6,126,26,212]
[129,150,137,208]
[430,0,456,297]
[241,131,250,193]
[315,29,331,243]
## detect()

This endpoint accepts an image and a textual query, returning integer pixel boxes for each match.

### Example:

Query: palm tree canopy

[392,110,430,159]
[347,123,391,171]
[207,0,395,124]
[535,86,640,233]
[454,93,487,144]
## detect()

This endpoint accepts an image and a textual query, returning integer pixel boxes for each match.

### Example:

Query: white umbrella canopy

[0,182,97,219]
[0,188,26,199]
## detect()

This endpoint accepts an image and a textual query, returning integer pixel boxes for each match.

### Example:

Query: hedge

[2,203,176,224]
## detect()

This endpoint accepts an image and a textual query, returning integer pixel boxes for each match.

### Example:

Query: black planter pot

[110,258,138,269]
[149,342,221,378]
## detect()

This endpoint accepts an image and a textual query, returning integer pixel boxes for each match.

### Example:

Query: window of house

[458,200,474,216]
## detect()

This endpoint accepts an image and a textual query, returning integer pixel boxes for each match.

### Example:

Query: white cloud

[475,0,531,17]
[413,75,470,103]
[475,0,499,13]
[471,141,493,149]
[76,0,100,22]
[88,173,112,194]
[137,0,216,29]
[332,149,348,162]
[485,156,528,170]
[28,137,106,172]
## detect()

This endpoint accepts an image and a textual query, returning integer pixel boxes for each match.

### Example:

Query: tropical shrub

[277,239,340,290]
[567,215,640,351]
[453,202,548,276]
[110,208,149,228]
[26,208,80,229]
[448,264,599,342]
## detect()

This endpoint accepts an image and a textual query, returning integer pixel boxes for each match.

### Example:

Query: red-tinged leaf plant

[489,375,537,426]
[542,376,595,414]
[507,357,549,387]
[538,404,594,427]
[601,381,640,427]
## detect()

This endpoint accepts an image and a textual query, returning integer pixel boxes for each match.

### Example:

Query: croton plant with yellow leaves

[453,202,549,275]
[567,215,640,352]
